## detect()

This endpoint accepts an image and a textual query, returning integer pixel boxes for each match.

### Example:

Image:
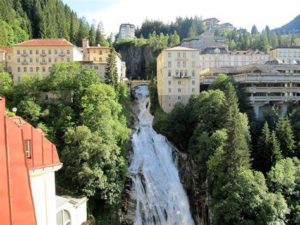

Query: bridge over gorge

[128,80,151,90]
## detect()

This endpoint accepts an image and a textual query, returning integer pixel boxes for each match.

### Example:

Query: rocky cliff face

[115,42,158,80]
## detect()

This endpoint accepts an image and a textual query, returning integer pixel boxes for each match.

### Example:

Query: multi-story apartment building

[118,23,136,40]
[199,49,272,69]
[11,39,83,82]
[82,39,127,82]
[0,96,87,225]
[270,47,300,64]
[157,46,201,112]
[200,64,300,117]
[181,32,228,50]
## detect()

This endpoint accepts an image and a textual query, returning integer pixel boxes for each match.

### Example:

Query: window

[178,88,181,93]
[30,50,32,55]
[168,81,171,85]
[17,58,20,63]
[99,50,102,55]
[168,52,171,58]
[48,67,51,72]
[17,50,20,55]
[183,52,186,58]
[177,61,180,68]
[23,50,26,54]
[42,67,46,72]
[30,58,33,63]
[177,52,181,57]
[178,96,181,100]
[168,70,171,77]
[67,50,70,54]
[36,67,39,72]
[168,88,172,93]
[183,61,186,68]
[192,88,195,92]
[56,210,71,225]
[192,80,195,85]
[36,58,39,63]
[99,57,102,62]
[24,140,31,158]
[17,67,20,72]
[178,81,181,85]
[30,67,33,72]
[36,50,39,54]
[67,58,70,62]
[49,58,52,63]
[168,61,171,68]
[55,50,58,54]
[48,50,51,54]
[192,70,195,77]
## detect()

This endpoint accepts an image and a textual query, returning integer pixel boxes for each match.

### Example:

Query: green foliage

[276,117,296,157]
[0,72,13,95]
[104,49,119,90]
[268,158,300,224]
[254,122,282,173]
[2,63,130,217]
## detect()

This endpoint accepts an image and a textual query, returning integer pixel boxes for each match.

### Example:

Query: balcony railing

[40,53,47,57]
[21,53,28,57]
[174,74,191,79]
[21,61,29,65]
[40,61,47,65]
[249,96,300,102]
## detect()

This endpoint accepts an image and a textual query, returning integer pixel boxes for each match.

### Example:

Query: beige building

[82,39,127,82]
[157,46,273,112]
[10,39,83,82]
[270,48,300,64]
[118,23,136,40]
[199,49,272,69]
[0,47,13,73]
[157,46,200,112]
[200,64,300,117]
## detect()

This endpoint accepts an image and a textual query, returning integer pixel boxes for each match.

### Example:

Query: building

[10,39,83,82]
[0,96,88,225]
[199,49,272,69]
[181,32,228,50]
[203,18,220,31]
[157,45,272,112]
[82,39,127,82]
[118,23,136,40]
[0,47,13,72]
[200,64,300,117]
[157,46,201,112]
[270,48,300,64]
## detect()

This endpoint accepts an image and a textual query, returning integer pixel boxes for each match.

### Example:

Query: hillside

[0,0,92,47]
[274,15,300,34]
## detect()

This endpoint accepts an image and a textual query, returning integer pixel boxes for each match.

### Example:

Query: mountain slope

[0,0,91,47]
[274,15,300,34]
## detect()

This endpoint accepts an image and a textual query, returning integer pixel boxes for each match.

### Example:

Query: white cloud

[79,0,300,36]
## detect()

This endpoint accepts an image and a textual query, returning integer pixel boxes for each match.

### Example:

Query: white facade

[29,165,62,225]
[73,47,83,61]
[56,196,88,225]
[119,23,136,40]
[271,48,300,64]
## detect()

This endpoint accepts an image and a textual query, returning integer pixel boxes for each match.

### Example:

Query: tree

[276,117,296,157]
[268,158,300,225]
[88,24,96,46]
[104,49,119,90]
[251,25,259,35]
[0,72,13,95]
[254,122,282,173]
[95,22,109,47]
[17,97,41,125]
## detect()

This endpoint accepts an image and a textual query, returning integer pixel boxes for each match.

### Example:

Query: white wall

[30,169,57,225]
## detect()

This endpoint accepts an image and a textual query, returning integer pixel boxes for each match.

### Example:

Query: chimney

[82,38,89,49]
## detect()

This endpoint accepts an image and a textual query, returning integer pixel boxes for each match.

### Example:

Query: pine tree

[276,117,296,157]
[104,49,118,90]
[88,24,96,46]
[255,122,282,173]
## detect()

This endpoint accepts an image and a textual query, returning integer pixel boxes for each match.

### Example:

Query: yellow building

[11,39,82,82]
[82,39,127,82]
[157,46,200,112]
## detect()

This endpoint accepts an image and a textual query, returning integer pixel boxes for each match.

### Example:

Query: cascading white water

[129,85,195,225]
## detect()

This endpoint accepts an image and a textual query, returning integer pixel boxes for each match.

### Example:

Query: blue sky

[62,0,300,36]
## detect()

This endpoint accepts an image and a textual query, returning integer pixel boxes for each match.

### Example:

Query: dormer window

[24,140,31,158]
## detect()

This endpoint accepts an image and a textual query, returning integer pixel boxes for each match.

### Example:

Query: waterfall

[129,85,195,225]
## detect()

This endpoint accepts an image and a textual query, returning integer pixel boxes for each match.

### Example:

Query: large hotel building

[0,38,127,83]
[157,45,272,113]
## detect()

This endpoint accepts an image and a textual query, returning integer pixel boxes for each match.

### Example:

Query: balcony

[58,53,66,57]
[21,53,28,57]
[40,61,47,65]
[249,95,300,103]
[21,61,29,65]
[40,53,47,57]
[174,74,191,79]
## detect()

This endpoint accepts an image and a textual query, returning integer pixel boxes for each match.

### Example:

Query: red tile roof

[15,39,73,47]
[0,97,61,225]
[0,47,13,54]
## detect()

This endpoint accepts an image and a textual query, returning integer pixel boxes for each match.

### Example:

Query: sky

[62,0,300,36]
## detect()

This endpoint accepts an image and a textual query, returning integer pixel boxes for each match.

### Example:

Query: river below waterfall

[129,85,195,225]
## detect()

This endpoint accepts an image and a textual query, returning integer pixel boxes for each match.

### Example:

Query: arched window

[57,209,71,225]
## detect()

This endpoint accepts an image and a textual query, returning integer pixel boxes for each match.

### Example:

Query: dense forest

[0,0,108,47]
[152,75,300,225]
